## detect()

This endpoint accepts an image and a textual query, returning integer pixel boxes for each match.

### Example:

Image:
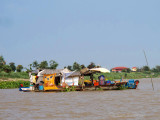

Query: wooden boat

[19,68,139,92]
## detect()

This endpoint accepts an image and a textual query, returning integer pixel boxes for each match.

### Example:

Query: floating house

[30,68,81,91]
[20,68,139,92]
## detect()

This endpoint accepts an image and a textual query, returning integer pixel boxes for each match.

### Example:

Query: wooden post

[82,75,84,90]
[60,75,62,86]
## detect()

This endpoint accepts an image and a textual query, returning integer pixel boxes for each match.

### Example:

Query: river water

[1,78,160,120]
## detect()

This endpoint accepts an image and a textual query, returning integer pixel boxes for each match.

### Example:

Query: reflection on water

[1,78,160,120]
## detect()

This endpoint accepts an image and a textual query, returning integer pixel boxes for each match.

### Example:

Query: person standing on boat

[29,73,36,84]
[35,69,43,90]
[90,74,94,86]
[125,73,127,79]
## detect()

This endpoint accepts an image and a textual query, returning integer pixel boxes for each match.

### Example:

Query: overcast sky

[0,0,160,69]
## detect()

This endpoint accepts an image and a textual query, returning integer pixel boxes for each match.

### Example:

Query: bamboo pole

[143,50,154,91]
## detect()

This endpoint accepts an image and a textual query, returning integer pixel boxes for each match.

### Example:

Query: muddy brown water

[1,78,160,120]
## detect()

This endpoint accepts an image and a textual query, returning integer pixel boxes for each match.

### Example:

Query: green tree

[28,64,32,71]
[0,56,6,70]
[136,67,142,72]
[39,61,48,69]
[122,69,127,72]
[32,61,39,69]
[142,66,150,71]
[49,60,58,69]
[81,64,86,69]
[16,65,23,72]
[126,68,131,73]
[9,62,16,72]
[87,62,96,69]
[67,65,73,71]
[2,65,12,73]
[96,65,101,68]
[24,67,32,73]
[155,65,160,72]
[73,62,81,71]
[122,68,131,73]
[151,68,158,72]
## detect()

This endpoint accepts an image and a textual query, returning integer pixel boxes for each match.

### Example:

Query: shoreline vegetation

[0,81,30,89]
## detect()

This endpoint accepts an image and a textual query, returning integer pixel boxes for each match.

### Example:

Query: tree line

[120,66,160,73]
[0,56,23,73]
[1,55,160,73]
[28,61,98,72]
[0,56,59,73]
[0,56,98,73]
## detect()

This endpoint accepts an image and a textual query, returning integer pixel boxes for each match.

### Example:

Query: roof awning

[80,67,110,75]
[90,68,110,73]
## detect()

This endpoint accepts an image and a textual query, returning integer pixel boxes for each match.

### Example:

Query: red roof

[132,67,137,68]
[112,67,128,71]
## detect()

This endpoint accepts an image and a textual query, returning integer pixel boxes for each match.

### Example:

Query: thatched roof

[31,69,39,74]
[42,69,63,75]
[67,71,81,77]
[37,68,71,76]
[36,69,81,77]
[80,68,95,75]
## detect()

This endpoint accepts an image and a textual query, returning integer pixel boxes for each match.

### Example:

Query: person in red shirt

[20,84,23,87]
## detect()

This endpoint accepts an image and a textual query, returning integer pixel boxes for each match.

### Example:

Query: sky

[0,0,160,69]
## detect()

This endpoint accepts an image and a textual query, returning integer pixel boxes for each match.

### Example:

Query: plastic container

[39,85,44,90]
[105,80,111,85]
[94,82,99,86]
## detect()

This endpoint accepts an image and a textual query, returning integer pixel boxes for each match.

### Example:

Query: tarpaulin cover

[61,71,79,86]
[43,73,58,90]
